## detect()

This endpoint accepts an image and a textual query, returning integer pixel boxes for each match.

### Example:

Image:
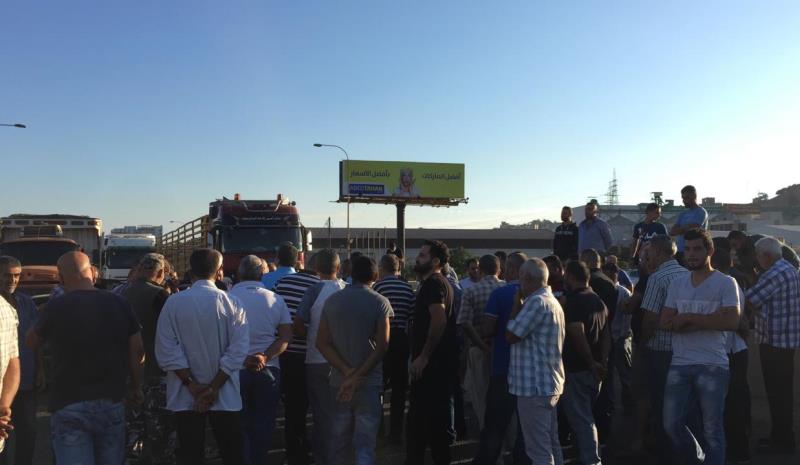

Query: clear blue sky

[3,1,800,232]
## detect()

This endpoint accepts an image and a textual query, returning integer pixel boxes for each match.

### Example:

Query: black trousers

[174,411,244,465]
[0,389,37,465]
[280,351,311,465]
[760,344,796,449]
[383,328,410,437]
[471,376,529,465]
[725,349,751,461]
[406,364,455,465]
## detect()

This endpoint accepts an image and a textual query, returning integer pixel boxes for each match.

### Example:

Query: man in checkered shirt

[506,257,565,465]
[745,236,800,453]
[639,235,688,465]
[0,286,20,452]
[456,254,504,430]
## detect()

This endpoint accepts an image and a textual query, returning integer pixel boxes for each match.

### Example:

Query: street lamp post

[314,143,351,255]
[0,123,26,128]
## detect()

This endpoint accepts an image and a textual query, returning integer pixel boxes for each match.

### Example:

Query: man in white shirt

[230,255,292,465]
[0,292,19,454]
[660,229,740,465]
[155,249,249,465]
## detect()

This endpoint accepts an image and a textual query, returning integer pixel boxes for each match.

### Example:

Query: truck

[100,233,157,285]
[0,214,103,297]
[158,194,312,279]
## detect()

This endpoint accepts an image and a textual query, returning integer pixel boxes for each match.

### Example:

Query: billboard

[340,160,465,204]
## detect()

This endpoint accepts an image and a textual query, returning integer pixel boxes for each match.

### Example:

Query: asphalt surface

[18,342,800,464]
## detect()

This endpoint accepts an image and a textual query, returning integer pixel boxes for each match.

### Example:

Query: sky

[2,1,800,232]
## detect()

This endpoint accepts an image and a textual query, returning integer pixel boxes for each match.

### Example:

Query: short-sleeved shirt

[641,259,689,351]
[665,271,739,367]
[411,273,456,371]
[633,221,669,246]
[0,296,19,396]
[262,266,296,290]
[507,287,565,397]
[373,275,415,331]
[563,287,608,372]
[483,281,519,377]
[122,279,169,379]
[674,207,709,252]
[321,284,393,387]
[274,272,321,354]
[590,270,618,322]
[746,259,800,348]
[36,289,140,411]
[457,275,505,330]
[229,281,292,367]
[297,279,347,364]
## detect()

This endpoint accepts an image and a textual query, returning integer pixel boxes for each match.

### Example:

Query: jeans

[50,399,125,465]
[759,344,796,449]
[663,364,730,465]
[644,348,673,465]
[465,346,491,430]
[561,371,601,465]
[330,385,382,465]
[174,410,244,465]
[0,389,37,465]
[725,350,751,461]
[471,376,529,465]
[517,395,563,465]
[280,352,311,465]
[406,361,456,465]
[307,363,334,465]
[240,366,281,465]
[383,328,409,438]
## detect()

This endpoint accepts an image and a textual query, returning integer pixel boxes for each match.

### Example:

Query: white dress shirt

[155,280,249,412]
[229,281,291,368]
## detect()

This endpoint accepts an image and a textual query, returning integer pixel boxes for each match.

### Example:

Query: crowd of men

[0,184,797,465]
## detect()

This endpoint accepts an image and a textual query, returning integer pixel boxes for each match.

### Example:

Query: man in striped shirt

[373,254,415,443]
[274,256,320,465]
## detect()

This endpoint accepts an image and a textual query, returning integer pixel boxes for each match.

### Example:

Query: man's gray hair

[520,258,549,287]
[0,256,22,272]
[649,235,676,259]
[238,255,266,281]
[755,236,783,259]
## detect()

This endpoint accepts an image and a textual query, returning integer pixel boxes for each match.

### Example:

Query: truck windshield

[0,242,81,266]
[220,227,303,253]
[106,248,156,269]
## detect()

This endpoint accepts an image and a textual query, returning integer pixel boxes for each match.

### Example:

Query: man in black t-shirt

[553,206,579,262]
[27,252,144,465]
[632,203,669,263]
[406,240,456,465]
[561,260,609,465]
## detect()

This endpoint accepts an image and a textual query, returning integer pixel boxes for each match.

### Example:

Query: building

[307,227,554,263]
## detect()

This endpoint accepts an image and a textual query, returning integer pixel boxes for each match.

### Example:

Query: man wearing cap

[122,253,174,464]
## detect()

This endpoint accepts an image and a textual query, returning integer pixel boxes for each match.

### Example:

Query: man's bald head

[57,251,95,290]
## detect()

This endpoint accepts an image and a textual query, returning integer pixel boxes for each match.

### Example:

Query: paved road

[20,343,800,464]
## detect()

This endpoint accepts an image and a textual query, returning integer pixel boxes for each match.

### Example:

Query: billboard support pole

[396,202,406,262]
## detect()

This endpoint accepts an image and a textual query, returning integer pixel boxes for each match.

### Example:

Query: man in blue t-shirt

[670,185,709,257]
[471,252,530,465]
[632,202,669,262]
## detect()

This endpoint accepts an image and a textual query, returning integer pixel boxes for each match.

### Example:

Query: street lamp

[313,143,351,255]
[0,123,26,128]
